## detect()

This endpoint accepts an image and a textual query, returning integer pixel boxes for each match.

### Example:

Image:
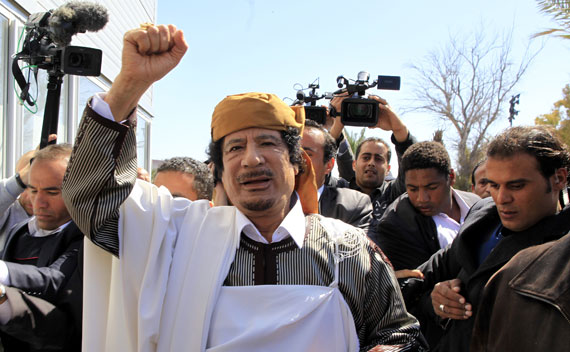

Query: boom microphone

[48,1,109,46]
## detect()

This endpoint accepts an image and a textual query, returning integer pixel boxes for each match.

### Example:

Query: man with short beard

[327,95,416,221]
[62,24,427,351]
[350,128,415,221]
[301,119,374,233]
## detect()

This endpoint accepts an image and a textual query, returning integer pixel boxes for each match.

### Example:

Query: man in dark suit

[375,141,480,348]
[0,144,83,351]
[375,141,480,271]
[302,120,374,233]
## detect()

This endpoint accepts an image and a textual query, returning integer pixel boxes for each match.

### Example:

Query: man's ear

[352,160,357,172]
[449,169,456,187]
[553,167,568,191]
[325,158,335,176]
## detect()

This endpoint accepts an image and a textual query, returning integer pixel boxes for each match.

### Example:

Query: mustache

[236,169,274,183]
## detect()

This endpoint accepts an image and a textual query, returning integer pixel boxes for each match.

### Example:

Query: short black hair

[156,157,215,200]
[207,126,305,180]
[355,137,391,164]
[401,141,451,177]
[487,126,570,184]
[304,119,338,163]
[471,159,487,186]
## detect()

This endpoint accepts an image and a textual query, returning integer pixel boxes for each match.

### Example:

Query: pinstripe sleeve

[62,99,137,257]
[362,243,429,351]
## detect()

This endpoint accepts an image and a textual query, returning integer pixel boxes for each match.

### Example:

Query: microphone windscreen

[49,1,109,46]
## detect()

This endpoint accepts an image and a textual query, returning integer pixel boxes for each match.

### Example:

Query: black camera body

[21,10,102,77]
[12,1,108,149]
[336,72,401,127]
[28,40,102,76]
[293,81,329,125]
[304,106,327,125]
[340,97,379,127]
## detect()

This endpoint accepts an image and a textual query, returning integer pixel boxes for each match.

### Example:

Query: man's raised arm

[105,24,188,121]
[62,25,188,256]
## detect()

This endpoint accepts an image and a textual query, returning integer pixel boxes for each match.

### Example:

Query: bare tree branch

[408,26,542,190]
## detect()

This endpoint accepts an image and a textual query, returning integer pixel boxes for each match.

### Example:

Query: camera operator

[329,94,416,221]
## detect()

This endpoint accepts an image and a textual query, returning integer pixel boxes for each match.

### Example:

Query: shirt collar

[317,185,325,200]
[234,193,307,248]
[451,188,471,223]
[27,218,72,238]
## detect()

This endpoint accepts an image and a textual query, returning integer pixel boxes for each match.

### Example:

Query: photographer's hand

[328,96,347,140]
[368,95,408,143]
[105,24,188,122]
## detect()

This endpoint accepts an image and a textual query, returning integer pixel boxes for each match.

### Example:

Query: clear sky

[152,0,570,170]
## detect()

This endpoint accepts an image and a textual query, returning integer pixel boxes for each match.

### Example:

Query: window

[0,14,7,174]
[20,69,67,152]
[137,114,151,169]
[78,76,106,123]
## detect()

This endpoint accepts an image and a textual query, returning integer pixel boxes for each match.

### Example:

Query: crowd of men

[0,23,568,351]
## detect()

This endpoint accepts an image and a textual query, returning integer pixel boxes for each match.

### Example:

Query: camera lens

[68,53,84,67]
[349,103,373,119]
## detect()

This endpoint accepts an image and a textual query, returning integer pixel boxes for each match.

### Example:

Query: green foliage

[534,0,570,39]
[535,84,570,146]
[345,128,367,155]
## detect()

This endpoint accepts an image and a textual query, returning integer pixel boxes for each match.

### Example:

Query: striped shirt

[62,100,428,352]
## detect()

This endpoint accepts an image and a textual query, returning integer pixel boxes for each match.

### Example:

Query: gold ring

[140,22,154,30]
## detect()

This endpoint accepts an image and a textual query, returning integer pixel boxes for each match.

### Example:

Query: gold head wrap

[211,92,318,214]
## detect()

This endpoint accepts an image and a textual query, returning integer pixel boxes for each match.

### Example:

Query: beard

[241,198,275,211]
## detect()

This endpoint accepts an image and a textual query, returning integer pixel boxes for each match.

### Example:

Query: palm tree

[344,128,367,155]
[534,0,570,39]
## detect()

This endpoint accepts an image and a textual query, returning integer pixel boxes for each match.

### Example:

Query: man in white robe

[62,24,427,352]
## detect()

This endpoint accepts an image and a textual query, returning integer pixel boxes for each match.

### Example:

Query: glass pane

[21,70,66,151]
[78,77,103,124]
[136,116,148,168]
[0,15,7,168]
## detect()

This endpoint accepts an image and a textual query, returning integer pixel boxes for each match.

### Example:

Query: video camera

[18,11,103,77]
[293,80,332,125]
[12,1,108,148]
[14,2,107,83]
[334,71,400,127]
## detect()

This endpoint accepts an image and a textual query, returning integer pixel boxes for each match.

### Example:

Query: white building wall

[0,0,157,176]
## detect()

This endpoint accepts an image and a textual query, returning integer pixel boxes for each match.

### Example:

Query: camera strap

[12,51,37,106]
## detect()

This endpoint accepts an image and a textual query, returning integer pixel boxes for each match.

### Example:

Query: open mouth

[238,170,273,190]
[241,177,270,186]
